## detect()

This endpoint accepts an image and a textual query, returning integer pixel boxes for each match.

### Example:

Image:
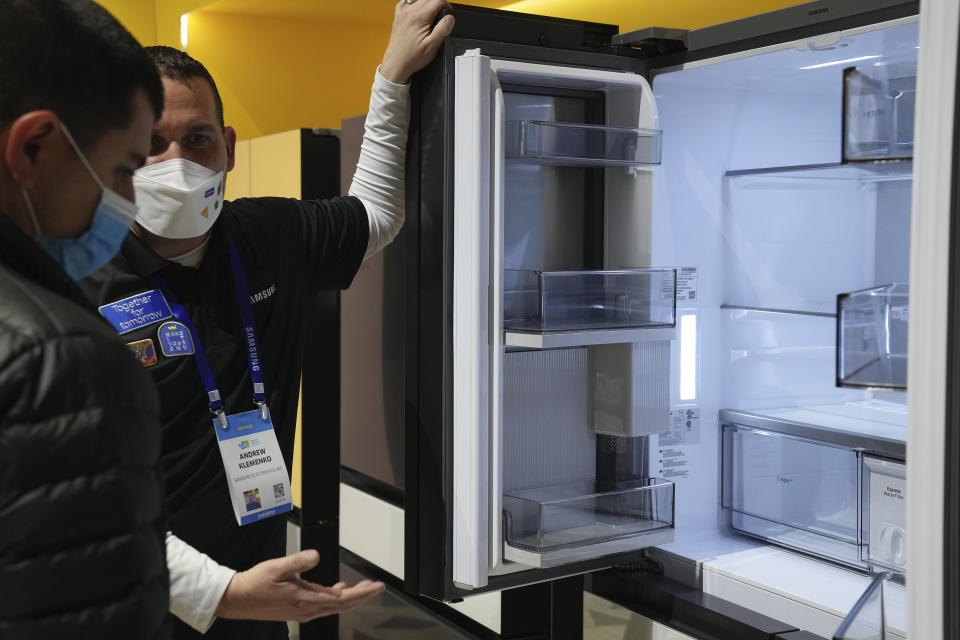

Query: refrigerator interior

[648,17,916,638]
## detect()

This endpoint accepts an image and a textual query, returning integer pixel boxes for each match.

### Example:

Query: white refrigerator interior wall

[648,17,916,635]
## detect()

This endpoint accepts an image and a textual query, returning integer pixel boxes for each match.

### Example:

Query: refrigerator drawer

[863,457,906,571]
[837,283,909,391]
[721,423,864,568]
[504,268,676,333]
[502,478,675,569]
[505,120,662,166]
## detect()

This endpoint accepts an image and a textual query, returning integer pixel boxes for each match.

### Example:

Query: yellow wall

[98,0,158,45]
[186,10,389,139]
[97,0,214,47]
[156,0,217,48]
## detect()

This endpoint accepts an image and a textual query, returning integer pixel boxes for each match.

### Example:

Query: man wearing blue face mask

[0,0,169,637]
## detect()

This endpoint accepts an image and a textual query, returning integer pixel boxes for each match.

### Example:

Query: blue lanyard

[146,234,268,429]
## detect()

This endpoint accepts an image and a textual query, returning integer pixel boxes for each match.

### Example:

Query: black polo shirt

[81,195,368,640]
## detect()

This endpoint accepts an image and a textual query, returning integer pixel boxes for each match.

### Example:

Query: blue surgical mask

[23,122,139,281]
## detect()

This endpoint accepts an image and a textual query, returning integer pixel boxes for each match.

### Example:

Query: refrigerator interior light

[800,55,880,70]
[679,313,697,401]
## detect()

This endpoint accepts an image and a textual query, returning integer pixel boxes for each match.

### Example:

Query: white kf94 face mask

[134,158,226,239]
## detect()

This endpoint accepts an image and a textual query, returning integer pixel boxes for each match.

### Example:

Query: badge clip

[256,401,270,422]
[214,409,229,431]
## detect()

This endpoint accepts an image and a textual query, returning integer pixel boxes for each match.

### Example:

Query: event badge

[126,338,158,367]
[158,321,195,357]
[148,233,289,526]
[99,290,172,335]
[214,409,293,526]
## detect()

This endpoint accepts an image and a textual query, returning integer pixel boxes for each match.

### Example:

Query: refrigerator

[335,1,960,638]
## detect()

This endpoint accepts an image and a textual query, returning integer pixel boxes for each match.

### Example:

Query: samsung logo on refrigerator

[808,7,829,17]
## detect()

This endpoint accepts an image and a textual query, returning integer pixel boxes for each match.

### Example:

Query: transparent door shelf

[505,120,662,166]
[837,284,909,390]
[504,268,676,337]
[724,160,912,183]
[502,479,675,569]
[843,58,916,162]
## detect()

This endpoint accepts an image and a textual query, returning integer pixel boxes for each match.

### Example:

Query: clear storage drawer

[721,423,864,568]
[837,283,909,390]
[503,269,676,333]
[503,479,674,568]
[505,120,662,166]
[844,59,916,161]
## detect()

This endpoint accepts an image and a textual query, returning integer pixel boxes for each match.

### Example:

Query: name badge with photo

[214,409,293,526]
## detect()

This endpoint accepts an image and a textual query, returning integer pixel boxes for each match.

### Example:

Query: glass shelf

[504,268,676,334]
[725,160,912,183]
[837,283,909,391]
[720,403,907,454]
[503,478,675,569]
[505,120,662,166]
[721,303,836,319]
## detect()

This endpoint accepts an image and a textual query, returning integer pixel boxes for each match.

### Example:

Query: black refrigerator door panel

[404,5,650,601]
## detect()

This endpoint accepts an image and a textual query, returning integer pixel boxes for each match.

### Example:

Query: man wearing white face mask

[0,1,169,637]
[81,1,455,639]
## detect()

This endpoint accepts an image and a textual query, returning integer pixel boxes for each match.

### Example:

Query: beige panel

[292,384,303,508]
[339,483,405,579]
[249,129,301,198]
[227,138,251,201]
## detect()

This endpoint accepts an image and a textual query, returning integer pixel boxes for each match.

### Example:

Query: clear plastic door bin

[505,120,662,166]
[503,268,676,332]
[502,478,674,567]
[844,60,916,161]
[837,283,909,390]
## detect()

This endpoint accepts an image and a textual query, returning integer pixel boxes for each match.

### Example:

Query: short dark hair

[146,46,225,129]
[0,0,164,151]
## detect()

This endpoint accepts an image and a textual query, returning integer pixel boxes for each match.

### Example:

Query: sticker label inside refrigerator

[674,267,698,305]
[657,448,689,480]
[659,408,701,447]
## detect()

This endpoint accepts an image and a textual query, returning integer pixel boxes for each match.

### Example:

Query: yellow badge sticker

[126,338,158,367]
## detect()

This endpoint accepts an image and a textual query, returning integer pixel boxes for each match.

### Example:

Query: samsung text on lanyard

[146,234,292,526]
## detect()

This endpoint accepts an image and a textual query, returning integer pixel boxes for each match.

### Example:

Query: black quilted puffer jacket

[0,212,169,640]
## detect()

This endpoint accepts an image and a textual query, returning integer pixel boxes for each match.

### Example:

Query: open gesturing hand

[216,549,385,623]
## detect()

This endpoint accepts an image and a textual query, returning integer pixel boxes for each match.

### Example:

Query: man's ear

[224,125,237,173]
[3,111,60,188]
